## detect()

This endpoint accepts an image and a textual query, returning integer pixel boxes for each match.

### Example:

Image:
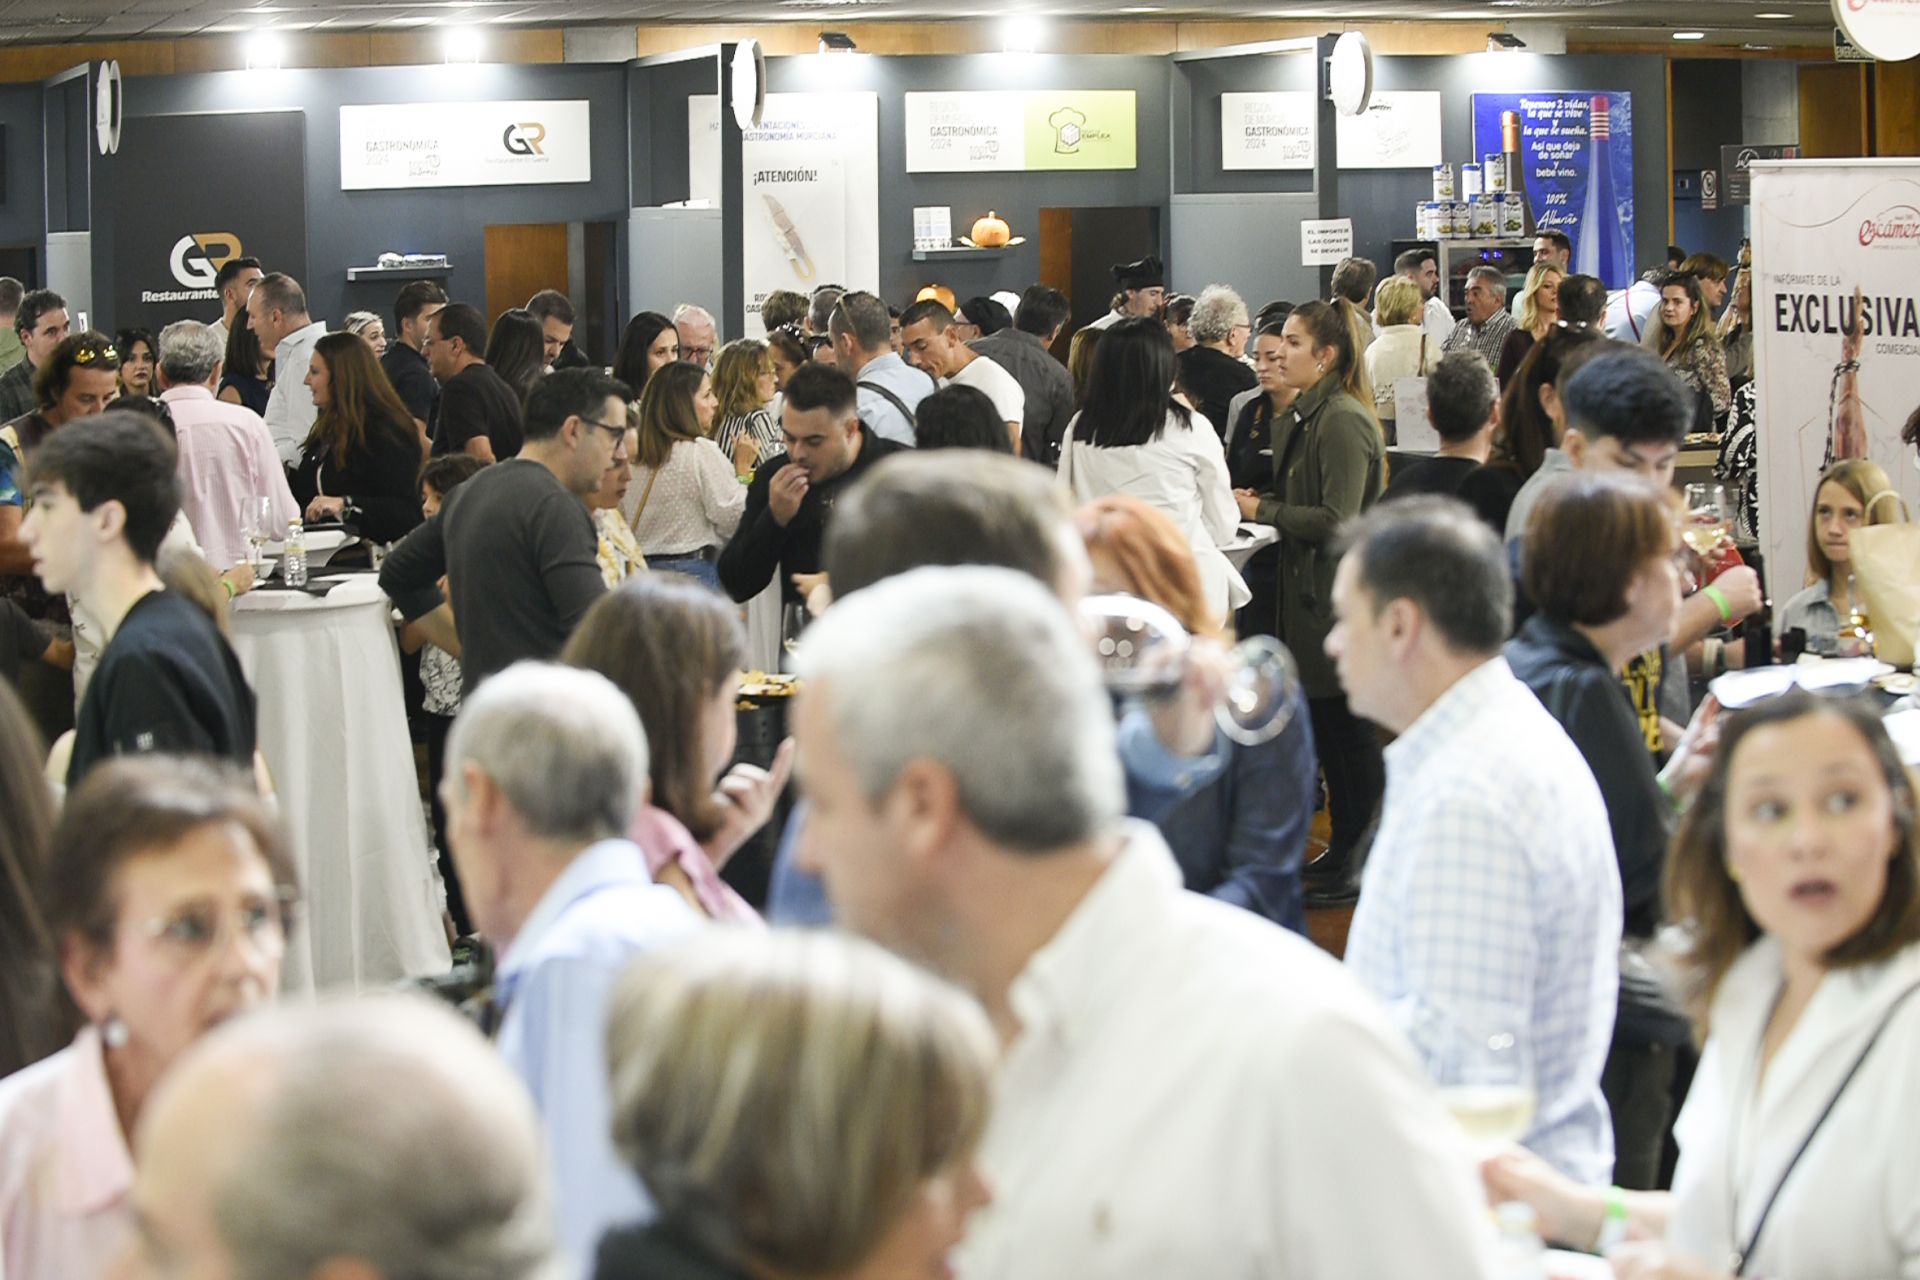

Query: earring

[1726,863,1742,885]
[1315,362,1325,376]
[101,1014,129,1049]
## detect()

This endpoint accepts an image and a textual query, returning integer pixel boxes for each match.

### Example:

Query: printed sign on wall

[108,111,308,332]
[689,93,880,336]
[1335,91,1444,169]
[1751,161,1920,595]
[1221,92,1314,171]
[903,91,1136,173]
[1472,92,1635,287]
[1301,217,1355,265]
[339,100,591,190]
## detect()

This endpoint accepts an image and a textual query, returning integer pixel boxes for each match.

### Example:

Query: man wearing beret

[1084,255,1167,330]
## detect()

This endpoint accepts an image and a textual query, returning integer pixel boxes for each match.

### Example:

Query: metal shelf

[346,264,452,281]
[910,245,1015,263]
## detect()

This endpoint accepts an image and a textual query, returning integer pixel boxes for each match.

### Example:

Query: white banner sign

[1336,91,1445,169]
[1835,0,1920,61]
[690,93,880,337]
[339,100,591,190]
[1221,92,1314,171]
[1751,159,1920,595]
[1301,217,1355,266]
[905,92,1023,172]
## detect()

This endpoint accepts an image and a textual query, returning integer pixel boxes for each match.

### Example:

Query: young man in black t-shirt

[19,410,255,785]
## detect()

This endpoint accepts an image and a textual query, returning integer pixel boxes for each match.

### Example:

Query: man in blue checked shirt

[1331,496,1622,1186]
[440,662,701,1272]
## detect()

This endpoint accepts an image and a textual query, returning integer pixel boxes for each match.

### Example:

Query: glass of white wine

[1080,594,1302,746]
[1435,1022,1537,1153]
[1682,482,1731,561]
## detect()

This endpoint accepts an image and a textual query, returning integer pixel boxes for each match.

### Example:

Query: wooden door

[1798,65,1869,158]
[483,223,569,327]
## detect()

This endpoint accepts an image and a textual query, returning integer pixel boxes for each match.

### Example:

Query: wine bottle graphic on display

[1573,95,1632,287]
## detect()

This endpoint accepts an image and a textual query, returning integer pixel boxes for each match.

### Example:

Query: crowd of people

[0,226,1918,1280]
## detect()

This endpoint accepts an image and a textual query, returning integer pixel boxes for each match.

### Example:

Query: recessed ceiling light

[1673,30,1706,39]
[1755,11,1792,17]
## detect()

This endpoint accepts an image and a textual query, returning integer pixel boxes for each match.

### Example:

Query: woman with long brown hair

[624,361,742,588]
[292,331,426,544]
[564,576,792,924]
[1649,270,1730,425]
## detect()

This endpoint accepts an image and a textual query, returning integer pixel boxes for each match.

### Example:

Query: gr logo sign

[501,122,547,156]
[169,232,244,289]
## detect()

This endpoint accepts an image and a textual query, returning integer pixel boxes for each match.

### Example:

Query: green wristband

[1703,582,1732,624]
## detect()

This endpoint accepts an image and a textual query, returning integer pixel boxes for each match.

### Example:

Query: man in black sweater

[427,302,524,464]
[381,368,628,689]
[19,411,255,786]
[718,363,908,605]
[382,280,447,441]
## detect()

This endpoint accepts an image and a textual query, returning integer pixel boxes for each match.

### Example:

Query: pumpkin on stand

[969,211,1012,248]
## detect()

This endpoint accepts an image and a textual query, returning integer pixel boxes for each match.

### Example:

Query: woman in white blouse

[1363,277,1435,443]
[1058,316,1247,623]
[625,361,746,590]
[1484,688,1920,1280]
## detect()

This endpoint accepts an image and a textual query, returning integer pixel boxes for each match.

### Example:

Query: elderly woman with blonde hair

[597,929,996,1280]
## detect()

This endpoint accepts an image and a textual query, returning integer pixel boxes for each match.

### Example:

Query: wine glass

[1431,1018,1537,1154]
[237,495,275,572]
[1682,483,1731,562]
[1080,594,1302,746]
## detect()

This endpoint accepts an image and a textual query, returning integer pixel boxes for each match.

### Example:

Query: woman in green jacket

[1234,299,1385,899]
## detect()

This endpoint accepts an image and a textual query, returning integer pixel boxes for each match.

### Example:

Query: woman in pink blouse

[0,756,296,1280]
[564,576,793,924]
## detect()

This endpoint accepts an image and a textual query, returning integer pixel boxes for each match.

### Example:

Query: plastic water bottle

[284,519,308,587]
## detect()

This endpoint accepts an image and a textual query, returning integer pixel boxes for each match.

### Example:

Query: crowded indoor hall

[1,2,1918,1277]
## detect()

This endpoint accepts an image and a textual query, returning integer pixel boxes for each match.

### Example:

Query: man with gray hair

[0,276,24,376]
[248,272,327,464]
[672,302,717,369]
[1441,265,1515,366]
[442,661,700,1269]
[828,289,933,447]
[791,565,1495,1279]
[126,995,557,1280]
[1177,283,1257,436]
[157,318,299,570]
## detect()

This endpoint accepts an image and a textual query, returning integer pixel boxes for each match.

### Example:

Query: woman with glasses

[1485,688,1920,1280]
[625,361,741,590]
[587,420,645,587]
[0,756,298,1280]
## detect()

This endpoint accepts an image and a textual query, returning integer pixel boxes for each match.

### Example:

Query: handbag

[1846,489,1918,666]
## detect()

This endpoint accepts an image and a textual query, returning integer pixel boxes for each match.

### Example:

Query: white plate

[1543,1250,1613,1280]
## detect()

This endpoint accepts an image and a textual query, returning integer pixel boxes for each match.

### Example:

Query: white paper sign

[689,93,880,337]
[1751,159,1920,598]
[339,100,591,190]
[1392,378,1438,452]
[1335,91,1444,169]
[1301,218,1355,266]
[1834,0,1920,62]
[1221,92,1315,171]
[904,92,1024,172]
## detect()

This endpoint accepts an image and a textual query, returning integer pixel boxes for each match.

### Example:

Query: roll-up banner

[1751,159,1920,594]
[689,93,880,337]
[107,111,308,332]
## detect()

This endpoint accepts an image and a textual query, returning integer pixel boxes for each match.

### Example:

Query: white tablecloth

[233,574,450,993]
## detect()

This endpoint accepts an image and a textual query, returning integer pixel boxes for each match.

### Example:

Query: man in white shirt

[828,289,933,447]
[440,661,700,1271]
[792,564,1496,1280]
[899,301,1025,455]
[1380,247,1455,349]
[1084,255,1166,330]
[248,272,327,465]
[155,318,297,570]
[209,255,262,345]
[1329,497,1622,1186]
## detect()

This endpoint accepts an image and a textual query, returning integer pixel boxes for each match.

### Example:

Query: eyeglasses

[136,889,299,963]
[73,344,119,365]
[581,416,628,443]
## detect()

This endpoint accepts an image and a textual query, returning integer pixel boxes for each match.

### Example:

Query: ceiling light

[444,26,479,60]
[1002,14,1045,54]
[818,30,857,52]
[244,30,283,68]
[1755,11,1792,17]
[1486,31,1526,51]
[1673,30,1706,39]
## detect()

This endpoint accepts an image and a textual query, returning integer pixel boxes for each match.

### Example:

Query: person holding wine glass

[1505,472,1724,1187]
[1483,689,1920,1280]
[1775,458,1904,658]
